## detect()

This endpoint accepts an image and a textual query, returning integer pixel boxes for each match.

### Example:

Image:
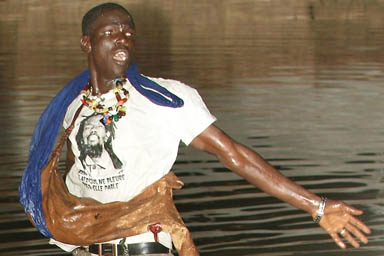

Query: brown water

[1,0,384,255]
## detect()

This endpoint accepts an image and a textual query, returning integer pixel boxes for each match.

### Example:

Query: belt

[88,242,170,255]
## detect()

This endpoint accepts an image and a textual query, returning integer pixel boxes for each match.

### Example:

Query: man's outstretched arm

[190,124,370,249]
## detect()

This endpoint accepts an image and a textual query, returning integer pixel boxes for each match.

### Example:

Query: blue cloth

[18,63,183,238]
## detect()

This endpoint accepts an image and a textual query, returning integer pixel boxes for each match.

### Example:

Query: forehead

[85,116,103,125]
[92,9,134,31]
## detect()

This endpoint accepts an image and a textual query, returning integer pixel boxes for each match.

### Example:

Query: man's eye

[104,31,112,36]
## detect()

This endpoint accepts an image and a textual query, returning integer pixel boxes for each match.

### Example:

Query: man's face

[86,9,135,80]
[82,115,107,146]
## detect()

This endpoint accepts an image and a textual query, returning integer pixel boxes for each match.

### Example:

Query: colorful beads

[81,77,129,125]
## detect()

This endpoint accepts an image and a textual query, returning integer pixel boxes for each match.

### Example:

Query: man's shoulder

[63,95,83,128]
[145,75,198,96]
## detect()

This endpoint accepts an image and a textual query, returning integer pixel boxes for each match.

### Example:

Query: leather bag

[28,105,199,256]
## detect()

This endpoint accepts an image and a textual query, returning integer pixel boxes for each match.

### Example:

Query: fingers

[343,204,363,215]
[345,223,369,245]
[350,216,371,235]
[321,200,370,249]
[330,232,346,249]
[334,222,370,249]
[340,227,361,248]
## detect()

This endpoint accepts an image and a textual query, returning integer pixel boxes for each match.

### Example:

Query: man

[67,113,124,197]
[24,2,370,256]
[76,113,123,172]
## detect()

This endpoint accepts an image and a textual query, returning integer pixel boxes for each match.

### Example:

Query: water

[0,0,384,255]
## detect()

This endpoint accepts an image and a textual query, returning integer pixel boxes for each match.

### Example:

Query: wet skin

[74,6,371,251]
[191,125,371,249]
[80,8,135,95]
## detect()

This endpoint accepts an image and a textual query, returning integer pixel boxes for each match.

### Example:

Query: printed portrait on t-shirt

[75,113,123,174]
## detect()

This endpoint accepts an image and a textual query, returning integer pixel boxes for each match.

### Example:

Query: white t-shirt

[50,77,216,252]
[63,76,216,203]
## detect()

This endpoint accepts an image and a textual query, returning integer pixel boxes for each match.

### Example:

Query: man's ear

[80,35,91,53]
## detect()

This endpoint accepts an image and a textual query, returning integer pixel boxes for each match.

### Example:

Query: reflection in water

[1,0,384,255]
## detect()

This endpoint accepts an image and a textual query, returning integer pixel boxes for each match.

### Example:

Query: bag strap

[51,104,84,158]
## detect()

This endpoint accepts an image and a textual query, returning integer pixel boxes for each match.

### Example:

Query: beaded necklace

[81,78,129,125]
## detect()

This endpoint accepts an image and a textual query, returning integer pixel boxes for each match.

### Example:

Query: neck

[88,61,126,95]
[90,79,115,95]
[89,72,121,96]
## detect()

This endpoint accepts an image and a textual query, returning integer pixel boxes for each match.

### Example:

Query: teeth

[114,51,128,61]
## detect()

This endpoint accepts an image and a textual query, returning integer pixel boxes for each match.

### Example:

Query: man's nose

[115,32,129,45]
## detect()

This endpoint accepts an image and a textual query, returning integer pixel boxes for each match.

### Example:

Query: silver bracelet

[313,196,327,223]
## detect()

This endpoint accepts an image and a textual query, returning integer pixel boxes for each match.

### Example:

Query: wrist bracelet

[313,196,327,223]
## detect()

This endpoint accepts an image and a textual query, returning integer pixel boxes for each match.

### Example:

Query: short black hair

[82,2,135,36]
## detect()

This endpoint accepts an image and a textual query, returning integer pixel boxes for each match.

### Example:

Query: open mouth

[113,50,129,63]
[87,134,101,145]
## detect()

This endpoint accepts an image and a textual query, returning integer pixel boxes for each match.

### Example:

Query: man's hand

[192,125,371,250]
[318,200,371,249]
